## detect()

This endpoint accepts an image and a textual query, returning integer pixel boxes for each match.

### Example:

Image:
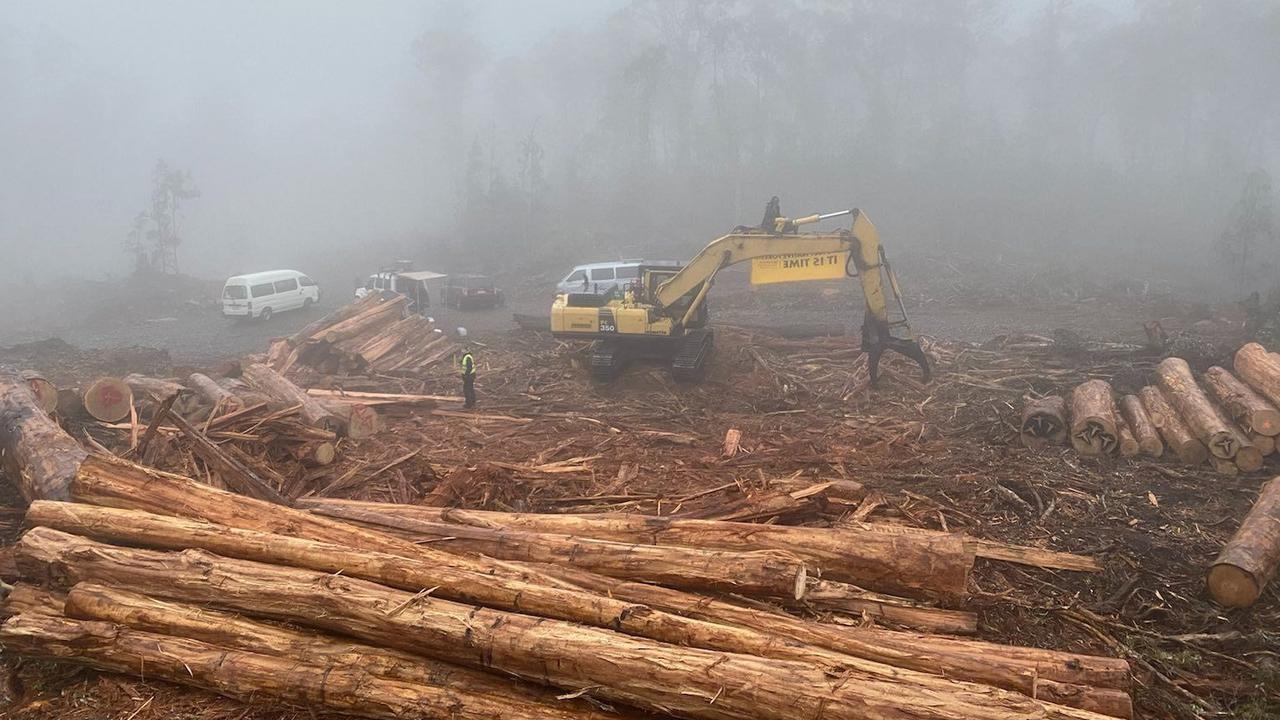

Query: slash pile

[0,454,1134,720]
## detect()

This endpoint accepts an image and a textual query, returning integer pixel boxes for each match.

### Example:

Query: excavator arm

[654,207,931,384]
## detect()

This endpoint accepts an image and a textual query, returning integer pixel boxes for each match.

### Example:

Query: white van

[222,270,320,320]
[556,259,683,296]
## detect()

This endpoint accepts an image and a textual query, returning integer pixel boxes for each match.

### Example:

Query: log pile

[1022,345,1280,475]
[269,292,456,376]
[0,454,1134,719]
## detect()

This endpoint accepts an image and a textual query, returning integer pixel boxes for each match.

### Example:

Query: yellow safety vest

[461,352,475,376]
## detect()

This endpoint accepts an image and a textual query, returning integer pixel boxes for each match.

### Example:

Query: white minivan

[556,259,683,296]
[222,270,320,320]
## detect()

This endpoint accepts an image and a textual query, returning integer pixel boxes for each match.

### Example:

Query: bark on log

[533,563,1130,699]
[1209,476,1280,607]
[241,362,344,434]
[1155,357,1238,459]
[62,583,604,712]
[300,503,811,600]
[791,578,977,633]
[1203,365,1280,436]
[306,388,459,406]
[122,374,185,401]
[20,371,58,415]
[1,583,65,616]
[185,372,243,410]
[15,529,1118,720]
[1138,386,1209,465]
[304,501,971,600]
[1235,342,1280,416]
[1020,395,1068,449]
[1070,380,1119,455]
[1117,395,1163,457]
[0,366,88,502]
[303,499,1097,574]
[0,613,601,720]
[25,502,976,684]
[82,377,133,422]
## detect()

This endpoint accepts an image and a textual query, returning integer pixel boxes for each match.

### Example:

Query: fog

[2,0,1278,295]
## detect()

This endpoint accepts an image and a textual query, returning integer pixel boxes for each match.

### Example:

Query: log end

[1235,447,1265,473]
[83,378,133,423]
[1253,409,1280,437]
[1207,563,1260,608]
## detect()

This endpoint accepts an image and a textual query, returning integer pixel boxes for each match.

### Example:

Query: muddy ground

[0,259,1274,720]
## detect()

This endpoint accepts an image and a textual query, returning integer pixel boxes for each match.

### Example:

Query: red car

[441,274,505,310]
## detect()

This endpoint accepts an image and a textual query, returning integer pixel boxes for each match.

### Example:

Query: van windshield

[223,285,248,300]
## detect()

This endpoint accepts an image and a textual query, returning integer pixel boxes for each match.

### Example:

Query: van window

[616,265,639,279]
[275,278,298,292]
[224,285,247,299]
[251,283,275,298]
[565,270,587,283]
[299,276,317,287]
[590,267,614,281]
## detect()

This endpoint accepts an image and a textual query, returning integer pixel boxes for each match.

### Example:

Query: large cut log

[292,504,810,599]
[241,362,343,434]
[0,613,602,720]
[304,499,1102,580]
[1117,395,1163,457]
[1235,342,1280,412]
[1020,395,1068,449]
[1138,386,1209,465]
[1203,365,1280,436]
[303,501,972,600]
[306,388,461,406]
[1209,476,1280,607]
[1070,380,1119,455]
[535,564,1131,717]
[122,374,185,401]
[0,366,89,502]
[20,371,58,414]
[82,377,133,422]
[185,372,243,410]
[1155,357,1238,459]
[15,529,1118,720]
[27,503,986,684]
[62,583,606,712]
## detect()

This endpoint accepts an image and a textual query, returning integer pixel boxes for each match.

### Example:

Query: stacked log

[0,453,1132,718]
[1139,386,1208,465]
[20,371,58,414]
[272,294,455,376]
[3,457,1133,720]
[1117,395,1163,457]
[1155,357,1238,459]
[82,377,133,422]
[241,362,349,434]
[1208,476,1280,608]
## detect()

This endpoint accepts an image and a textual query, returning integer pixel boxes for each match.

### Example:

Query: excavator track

[670,328,714,382]
[589,341,626,383]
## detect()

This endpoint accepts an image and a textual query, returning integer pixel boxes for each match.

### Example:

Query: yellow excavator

[550,199,931,384]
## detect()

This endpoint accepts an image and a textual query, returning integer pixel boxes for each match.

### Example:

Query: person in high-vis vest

[460,347,477,408]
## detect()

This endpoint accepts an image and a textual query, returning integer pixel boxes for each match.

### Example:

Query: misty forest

[2,3,1280,720]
